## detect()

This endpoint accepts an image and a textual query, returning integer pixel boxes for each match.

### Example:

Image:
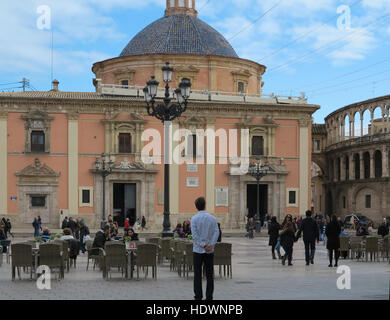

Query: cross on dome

[165,0,198,17]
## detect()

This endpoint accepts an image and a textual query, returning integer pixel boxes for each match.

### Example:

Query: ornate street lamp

[94,153,115,223]
[143,62,191,237]
[248,157,272,232]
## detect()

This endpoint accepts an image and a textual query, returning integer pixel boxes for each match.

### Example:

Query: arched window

[354,153,360,180]
[374,150,382,178]
[363,152,370,179]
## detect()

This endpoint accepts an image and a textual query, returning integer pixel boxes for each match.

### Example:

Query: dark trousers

[329,249,340,265]
[283,245,293,263]
[193,252,214,301]
[304,240,316,263]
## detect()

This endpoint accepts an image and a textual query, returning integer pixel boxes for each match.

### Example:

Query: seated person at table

[0,228,7,253]
[356,226,368,236]
[123,228,139,242]
[173,223,185,238]
[60,228,74,240]
[92,225,110,255]
[40,227,51,242]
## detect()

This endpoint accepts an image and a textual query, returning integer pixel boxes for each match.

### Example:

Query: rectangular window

[289,191,296,205]
[82,190,90,204]
[121,80,129,88]
[365,195,371,209]
[31,131,45,152]
[31,196,46,207]
[119,133,132,153]
[238,82,245,94]
[252,136,264,156]
[187,178,199,187]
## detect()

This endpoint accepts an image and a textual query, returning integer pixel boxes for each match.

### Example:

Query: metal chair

[104,242,127,279]
[86,240,104,272]
[38,243,64,280]
[365,237,379,262]
[175,241,187,277]
[133,243,158,280]
[10,243,34,281]
[0,240,11,264]
[214,243,233,278]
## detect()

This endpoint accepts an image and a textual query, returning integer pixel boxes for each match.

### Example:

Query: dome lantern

[165,0,198,17]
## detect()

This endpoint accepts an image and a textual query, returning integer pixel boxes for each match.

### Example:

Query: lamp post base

[161,231,174,238]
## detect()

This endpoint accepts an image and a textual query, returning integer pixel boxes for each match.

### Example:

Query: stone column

[0,112,7,215]
[349,154,355,180]
[340,155,346,181]
[382,146,389,177]
[370,151,375,179]
[360,151,364,180]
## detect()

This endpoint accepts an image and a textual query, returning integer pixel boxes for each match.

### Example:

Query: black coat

[280,223,296,249]
[268,222,280,246]
[325,221,341,250]
[79,226,90,240]
[61,219,68,229]
[296,217,319,242]
[92,231,108,255]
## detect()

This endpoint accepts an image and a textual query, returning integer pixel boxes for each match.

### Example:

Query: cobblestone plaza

[0,236,388,300]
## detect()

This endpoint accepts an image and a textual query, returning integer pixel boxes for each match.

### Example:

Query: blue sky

[1,0,390,123]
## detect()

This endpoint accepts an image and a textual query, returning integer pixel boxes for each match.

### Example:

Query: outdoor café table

[126,246,137,279]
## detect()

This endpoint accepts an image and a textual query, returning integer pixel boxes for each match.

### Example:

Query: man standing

[191,197,220,301]
[296,210,320,266]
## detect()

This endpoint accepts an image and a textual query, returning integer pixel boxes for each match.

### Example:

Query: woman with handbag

[279,214,297,266]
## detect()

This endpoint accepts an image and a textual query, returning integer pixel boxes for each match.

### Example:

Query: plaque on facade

[216,187,228,206]
[187,164,198,172]
[186,178,199,187]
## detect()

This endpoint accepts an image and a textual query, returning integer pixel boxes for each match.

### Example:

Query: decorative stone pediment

[231,69,251,78]
[15,158,60,178]
[238,115,278,128]
[113,68,136,85]
[179,115,207,128]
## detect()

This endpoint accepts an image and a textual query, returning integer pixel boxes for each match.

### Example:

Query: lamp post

[143,62,191,237]
[94,153,114,224]
[248,157,272,232]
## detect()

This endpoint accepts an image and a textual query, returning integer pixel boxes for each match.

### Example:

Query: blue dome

[120,14,238,58]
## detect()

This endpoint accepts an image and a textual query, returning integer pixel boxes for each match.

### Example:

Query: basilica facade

[0,0,319,230]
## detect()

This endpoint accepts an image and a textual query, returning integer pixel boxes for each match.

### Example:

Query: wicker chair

[146,238,162,263]
[11,243,34,281]
[0,240,11,264]
[133,243,158,280]
[350,237,364,260]
[54,240,70,272]
[365,237,379,262]
[339,236,350,259]
[380,235,389,261]
[214,243,232,278]
[86,240,105,274]
[104,242,127,279]
[175,241,187,277]
[159,238,172,262]
[169,239,178,271]
[182,242,194,279]
[39,243,64,280]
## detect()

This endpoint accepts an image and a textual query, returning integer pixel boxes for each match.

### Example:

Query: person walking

[325,215,342,267]
[378,221,389,238]
[61,217,69,230]
[79,220,90,254]
[141,216,146,230]
[279,215,297,266]
[268,216,281,260]
[5,219,13,238]
[247,217,255,239]
[191,197,220,301]
[296,210,320,265]
[32,216,40,237]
